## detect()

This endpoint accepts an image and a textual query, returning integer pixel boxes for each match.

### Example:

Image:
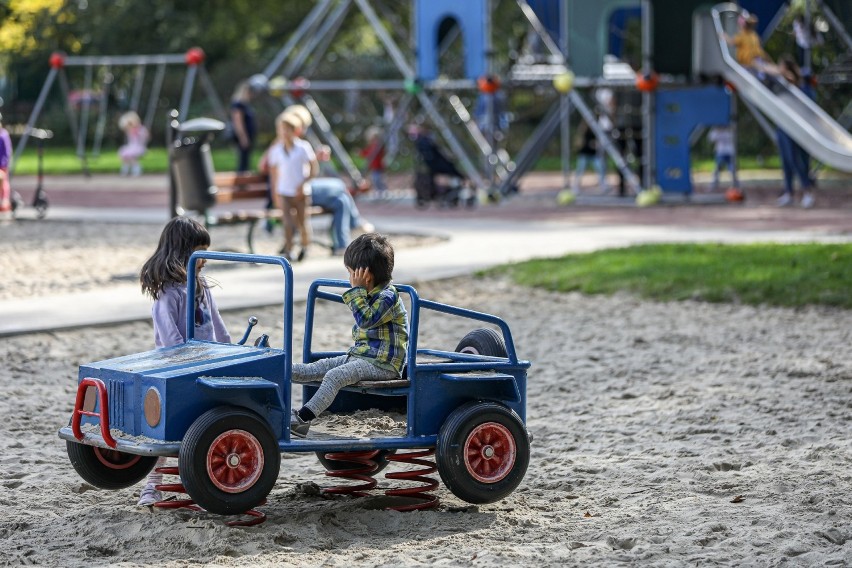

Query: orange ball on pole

[49,52,66,69]
[184,47,205,66]
[635,72,659,92]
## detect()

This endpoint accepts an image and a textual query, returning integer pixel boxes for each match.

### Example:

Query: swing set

[11,47,226,176]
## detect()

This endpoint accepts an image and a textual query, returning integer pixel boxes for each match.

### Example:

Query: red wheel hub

[93,447,142,470]
[463,422,516,483]
[206,429,264,493]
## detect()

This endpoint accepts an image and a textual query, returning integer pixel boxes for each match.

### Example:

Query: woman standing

[229,80,256,173]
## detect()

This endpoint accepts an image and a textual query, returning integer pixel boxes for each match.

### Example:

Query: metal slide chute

[695,3,852,172]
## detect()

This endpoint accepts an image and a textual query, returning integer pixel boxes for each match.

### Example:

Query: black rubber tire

[315,449,396,475]
[66,441,158,490]
[455,328,507,357]
[436,401,530,504]
[179,406,281,515]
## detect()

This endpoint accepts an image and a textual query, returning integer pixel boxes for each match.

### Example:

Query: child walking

[290,233,408,437]
[117,111,149,177]
[268,111,318,261]
[136,217,231,505]
[360,126,388,199]
[708,126,739,191]
[571,119,608,193]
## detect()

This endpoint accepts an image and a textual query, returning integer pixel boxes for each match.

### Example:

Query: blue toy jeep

[59,251,531,515]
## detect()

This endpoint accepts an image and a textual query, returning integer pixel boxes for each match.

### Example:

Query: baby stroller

[412,131,474,208]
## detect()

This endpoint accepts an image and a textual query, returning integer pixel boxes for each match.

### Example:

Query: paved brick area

[8,170,852,234]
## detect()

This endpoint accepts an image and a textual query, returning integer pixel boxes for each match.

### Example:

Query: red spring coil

[152,465,266,527]
[321,450,380,497]
[384,449,440,512]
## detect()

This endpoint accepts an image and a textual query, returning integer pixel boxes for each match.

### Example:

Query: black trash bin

[169,117,225,215]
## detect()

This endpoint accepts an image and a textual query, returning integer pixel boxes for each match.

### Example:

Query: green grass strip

[486,243,852,309]
[11,147,238,176]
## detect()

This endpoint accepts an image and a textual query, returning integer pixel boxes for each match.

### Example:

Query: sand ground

[1,218,851,567]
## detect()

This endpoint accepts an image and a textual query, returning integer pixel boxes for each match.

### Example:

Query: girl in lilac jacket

[135,217,231,505]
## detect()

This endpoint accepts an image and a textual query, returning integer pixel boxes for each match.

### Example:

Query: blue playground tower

[259,0,851,200]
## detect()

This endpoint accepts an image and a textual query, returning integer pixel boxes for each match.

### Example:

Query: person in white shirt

[708,126,739,191]
[268,112,318,261]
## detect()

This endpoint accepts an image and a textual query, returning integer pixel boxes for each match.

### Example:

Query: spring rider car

[60,251,531,518]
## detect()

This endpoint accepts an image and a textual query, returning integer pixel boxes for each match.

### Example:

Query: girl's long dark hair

[140,217,211,299]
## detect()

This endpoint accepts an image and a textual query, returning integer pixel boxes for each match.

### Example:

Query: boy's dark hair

[140,217,211,299]
[344,233,394,288]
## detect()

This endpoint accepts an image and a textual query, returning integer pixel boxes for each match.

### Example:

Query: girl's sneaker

[801,192,815,209]
[290,409,311,438]
[776,193,793,207]
[137,483,162,507]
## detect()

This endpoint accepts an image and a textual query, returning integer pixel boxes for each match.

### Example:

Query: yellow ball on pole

[268,76,287,97]
[553,71,575,94]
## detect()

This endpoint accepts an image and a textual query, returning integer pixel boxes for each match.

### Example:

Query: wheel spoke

[463,421,517,483]
[206,429,265,493]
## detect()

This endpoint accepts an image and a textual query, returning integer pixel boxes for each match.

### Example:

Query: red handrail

[70,378,117,448]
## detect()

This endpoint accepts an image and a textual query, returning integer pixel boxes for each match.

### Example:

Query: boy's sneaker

[776,193,793,207]
[137,483,162,507]
[290,409,311,438]
[801,192,815,209]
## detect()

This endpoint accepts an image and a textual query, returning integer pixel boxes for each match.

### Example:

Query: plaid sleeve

[342,286,397,329]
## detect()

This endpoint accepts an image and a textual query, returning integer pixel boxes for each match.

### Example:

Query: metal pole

[569,90,640,193]
[382,92,415,165]
[761,1,790,42]
[499,101,562,194]
[446,94,510,176]
[283,0,352,78]
[302,95,365,185]
[355,0,484,187]
[730,90,739,190]
[300,2,352,78]
[263,0,335,78]
[354,0,416,77]
[11,67,58,176]
[178,64,198,121]
[516,0,565,61]
[416,91,486,189]
[561,95,571,190]
[92,66,112,157]
[144,63,167,131]
[57,68,86,175]
[130,64,145,113]
[560,0,571,190]
[819,0,852,52]
[61,54,187,66]
[804,0,813,74]
[168,109,180,218]
[483,0,496,189]
[77,64,93,159]
[197,65,228,121]
[641,0,653,192]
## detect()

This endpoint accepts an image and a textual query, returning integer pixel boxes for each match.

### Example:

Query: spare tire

[454,328,507,357]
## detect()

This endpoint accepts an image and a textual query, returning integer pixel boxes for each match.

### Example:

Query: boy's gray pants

[292,355,397,417]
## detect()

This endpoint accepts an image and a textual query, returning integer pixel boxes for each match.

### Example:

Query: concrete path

[2,206,850,337]
[3,170,851,335]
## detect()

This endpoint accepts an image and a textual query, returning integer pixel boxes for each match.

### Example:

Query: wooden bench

[205,172,329,254]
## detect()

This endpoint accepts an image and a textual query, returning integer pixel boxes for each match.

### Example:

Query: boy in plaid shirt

[290,233,408,437]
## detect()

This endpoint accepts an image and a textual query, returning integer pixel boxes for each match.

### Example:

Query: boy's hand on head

[349,267,371,289]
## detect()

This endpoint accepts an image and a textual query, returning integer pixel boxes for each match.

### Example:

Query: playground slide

[697,4,852,172]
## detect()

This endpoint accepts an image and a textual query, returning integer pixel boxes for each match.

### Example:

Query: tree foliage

[0,0,67,55]
[1,1,317,103]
